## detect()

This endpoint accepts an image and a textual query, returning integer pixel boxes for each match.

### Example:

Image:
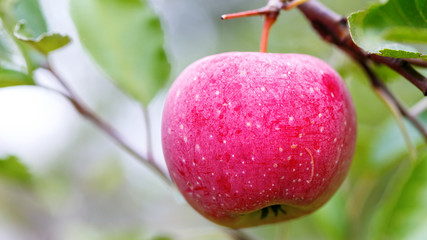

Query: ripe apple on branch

[161,0,358,228]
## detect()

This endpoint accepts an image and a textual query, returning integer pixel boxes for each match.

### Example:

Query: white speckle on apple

[291,144,298,149]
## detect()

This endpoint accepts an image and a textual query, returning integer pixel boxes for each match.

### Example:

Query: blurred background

[1,0,427,239]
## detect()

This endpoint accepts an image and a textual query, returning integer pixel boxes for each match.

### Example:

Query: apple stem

[221,0,312,53]
[260,12,279,53]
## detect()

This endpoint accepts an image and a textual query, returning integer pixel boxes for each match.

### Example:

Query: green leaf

[0,68,33,87]
[70,0,170,106]
[0,0,49,71]
[0,156,32,185]
[349,0,427,59]
[0,20,34,86]
[14,21,71,55]
[0,0,47,34]
[0,0,69,71]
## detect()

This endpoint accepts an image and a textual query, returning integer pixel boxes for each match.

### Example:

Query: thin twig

[225,229,255,240]
[410,97,427,116]
[357,60,417,160]
[142,106,156,170]
[403,58,427,68]
[43,63,172,185]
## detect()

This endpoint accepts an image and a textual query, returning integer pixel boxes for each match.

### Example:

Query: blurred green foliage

[0,0,426,239]
[70,0,170,106]
[0,156,32,185]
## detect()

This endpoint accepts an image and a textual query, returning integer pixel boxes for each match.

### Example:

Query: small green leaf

[0,0,49,71]
[0,0,47,34]
[14,21,71,55]
[349,0,427,59]
[70,0,170,106]
[0,68,33,87]
[0,156,32,185]
[0,20,34,86]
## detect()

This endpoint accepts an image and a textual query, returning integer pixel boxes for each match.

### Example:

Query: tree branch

[42,63,172,185]
[403,58,427,68]
[297,0,427,95]
[296,0,427,142]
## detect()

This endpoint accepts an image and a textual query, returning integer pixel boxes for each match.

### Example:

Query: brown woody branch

[297,0,427,94]
[296,0,427,141]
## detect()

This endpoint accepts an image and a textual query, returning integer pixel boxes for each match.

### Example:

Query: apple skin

[161,52,356,228]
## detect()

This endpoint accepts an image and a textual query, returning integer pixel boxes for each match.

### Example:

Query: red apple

[161,52,356,228]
